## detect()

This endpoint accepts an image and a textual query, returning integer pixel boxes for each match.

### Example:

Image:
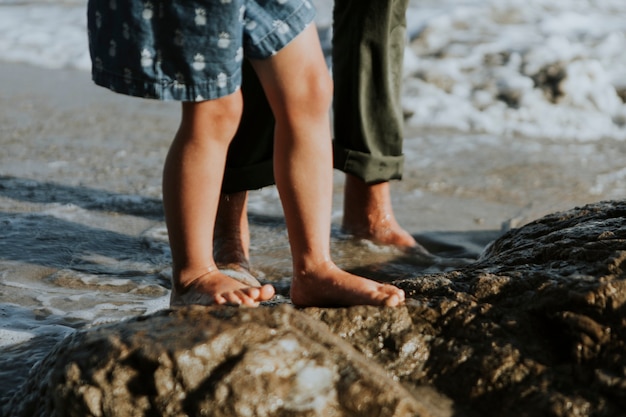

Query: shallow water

[3,0,626,405]
[2,57,626,406]
[0,175,482,403]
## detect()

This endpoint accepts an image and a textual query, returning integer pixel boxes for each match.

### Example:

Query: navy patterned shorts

[87,0,316,101]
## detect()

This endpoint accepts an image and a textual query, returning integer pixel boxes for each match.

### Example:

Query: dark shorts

[87,0,316,101]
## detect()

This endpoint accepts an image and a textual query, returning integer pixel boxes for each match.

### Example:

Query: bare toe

[170,271,275,307]
[383,290,405,307]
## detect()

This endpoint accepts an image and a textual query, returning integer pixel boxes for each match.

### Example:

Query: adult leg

[164,93,274,307]
[215,60,275,273]
[221,60,275,195]
[333,0,423,250]
[213,191,264,287]
[251,25,404,307]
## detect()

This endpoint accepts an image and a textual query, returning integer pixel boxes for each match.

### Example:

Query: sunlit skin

[341,174,426,251]
[167,26,405,308]
[213,192,253,274]
[164,93,276,308]
[214,191,407,308]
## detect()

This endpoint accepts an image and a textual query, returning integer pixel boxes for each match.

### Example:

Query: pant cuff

[333,141,404,183]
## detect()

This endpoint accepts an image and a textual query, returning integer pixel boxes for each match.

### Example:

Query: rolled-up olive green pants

[221,0,409,193]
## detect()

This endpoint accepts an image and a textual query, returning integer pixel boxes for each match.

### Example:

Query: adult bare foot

[290,261,405,307]
[342,174,428,252]
[170,270,275,307]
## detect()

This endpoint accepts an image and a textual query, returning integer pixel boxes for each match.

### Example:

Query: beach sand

[1,60,625,403]
[2,60,623,232]
[2,59,625,275]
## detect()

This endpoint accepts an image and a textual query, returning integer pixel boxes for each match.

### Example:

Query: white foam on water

[1,1,626,400]
[1,0,625,141]
[401,1,626,141]
[0,303,77,347]
[0,1,91,70]
[0,0,623,341]
[0,328,35,347]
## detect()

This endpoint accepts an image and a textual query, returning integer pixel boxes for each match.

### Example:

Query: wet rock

[5,200,626,417]
[6,305,432,417]
[392,200,626,416]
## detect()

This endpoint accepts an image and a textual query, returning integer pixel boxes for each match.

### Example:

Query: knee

[180,92,243,143]
[302,68,333,115]
[282,67,333,120]
[204,92,244,131]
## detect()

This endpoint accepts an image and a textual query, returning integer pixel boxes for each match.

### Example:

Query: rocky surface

[5,200,626,417]
[6,306,433,417]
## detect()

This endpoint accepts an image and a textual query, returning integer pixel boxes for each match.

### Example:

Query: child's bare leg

[250,25,404,307]
[163,96,274,307]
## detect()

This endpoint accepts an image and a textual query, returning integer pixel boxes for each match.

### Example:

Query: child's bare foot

[170,270,275,307]
[342,175,428,252]
[290,261,405,307]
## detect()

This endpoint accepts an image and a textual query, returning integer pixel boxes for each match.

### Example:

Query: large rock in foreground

[6,200,626,416]
[386,199,626,416]
[7,305,434,417]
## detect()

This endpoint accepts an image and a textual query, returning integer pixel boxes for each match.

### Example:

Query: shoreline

[1,59,625,408]
[2,59,624,262]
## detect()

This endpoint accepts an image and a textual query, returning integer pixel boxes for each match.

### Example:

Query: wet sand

[2,60,625,276]
[0,59,626,276]
[5,60,626,251]
[1,60,625,404]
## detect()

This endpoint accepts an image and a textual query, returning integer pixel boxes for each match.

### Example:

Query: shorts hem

[245,1,316,60]
[91,67,243,102]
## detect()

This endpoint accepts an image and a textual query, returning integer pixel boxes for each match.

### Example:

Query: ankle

[341,176,418,248]
[172,265,217,290]
[292,257,336,280]
[214,191,250,264]
[213,237,250,268]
